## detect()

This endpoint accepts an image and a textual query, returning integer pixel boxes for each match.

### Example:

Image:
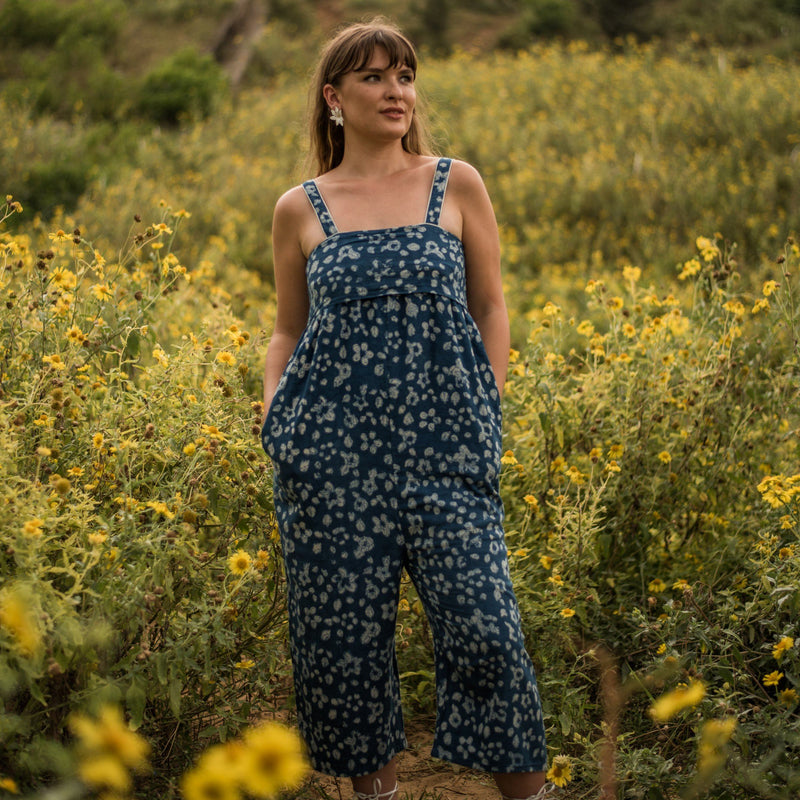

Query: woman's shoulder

[445,158,490,196]
[273,183,313,222]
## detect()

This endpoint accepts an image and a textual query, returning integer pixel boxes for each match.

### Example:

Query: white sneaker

[353,778,398,800]
[502,782,559,800]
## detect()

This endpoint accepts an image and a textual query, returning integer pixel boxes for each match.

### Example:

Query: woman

[261,19,552,800]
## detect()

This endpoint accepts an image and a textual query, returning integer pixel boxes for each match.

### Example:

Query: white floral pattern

[262,158,546,776]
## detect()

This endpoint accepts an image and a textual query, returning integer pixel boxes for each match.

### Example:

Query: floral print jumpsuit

[262,158,547,776]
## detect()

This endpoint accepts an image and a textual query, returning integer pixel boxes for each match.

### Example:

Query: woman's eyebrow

[353,64,413,74]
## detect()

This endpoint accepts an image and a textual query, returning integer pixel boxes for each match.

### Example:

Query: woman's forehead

[349,39,415,74]
[358,45,410,71]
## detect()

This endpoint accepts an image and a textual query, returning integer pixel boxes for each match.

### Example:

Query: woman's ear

[322,84,339,109]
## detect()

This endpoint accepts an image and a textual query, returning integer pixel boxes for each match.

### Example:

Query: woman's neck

[332,138,416,181]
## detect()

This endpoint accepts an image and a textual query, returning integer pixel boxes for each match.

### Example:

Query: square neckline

[306,157,452,235]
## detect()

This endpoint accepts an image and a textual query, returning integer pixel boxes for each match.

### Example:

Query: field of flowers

[1,41,799,799]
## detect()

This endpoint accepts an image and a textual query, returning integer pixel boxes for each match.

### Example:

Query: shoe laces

[353,778,398,800]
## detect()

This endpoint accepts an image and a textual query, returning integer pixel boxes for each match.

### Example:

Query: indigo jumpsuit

[262,158,547,776]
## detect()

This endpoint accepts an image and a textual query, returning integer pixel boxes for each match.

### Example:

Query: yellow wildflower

[78,754,131,793]
[50,266,77,291]
[772,636,794,661]
[697,717,736,775]
[216,351,237,367]
[696,236,720,261]
[763,671,783,686]
[565,465,587,485]
[42,353,66,371]
[153,346,169,367]
[649,680,706,722]
[762,279,779,296]
[546,754,572,787]
[657,451,672,464]
[0,777,19,793]
[228,550,252,575]
[622,265,641,283]
[0,585,42,656]
[678,258,701,280]
[22,518,44,537]
[235,659,256,670]
[779,688,798,706]
[542,301,561,317]
[182,755,241,800]
[240,722,308,798]
[648,579,667,593]
[69,705,150,771]
[92,432,105,450]
[560,608,576,618]
[91,283,114,301]
[539,555,553,570]
[147,501,174,519]
[500,450,518,466]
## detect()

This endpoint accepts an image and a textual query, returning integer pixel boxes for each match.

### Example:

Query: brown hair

[306,18,436,176]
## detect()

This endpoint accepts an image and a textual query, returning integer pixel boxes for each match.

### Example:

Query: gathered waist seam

[309,287,468,320]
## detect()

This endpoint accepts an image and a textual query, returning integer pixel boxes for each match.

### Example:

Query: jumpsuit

[262,158,547,776]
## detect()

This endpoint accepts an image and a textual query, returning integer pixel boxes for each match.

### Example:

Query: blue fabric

[262,157,547,776]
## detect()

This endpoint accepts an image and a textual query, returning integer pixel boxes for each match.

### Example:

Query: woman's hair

[307,18,436,176]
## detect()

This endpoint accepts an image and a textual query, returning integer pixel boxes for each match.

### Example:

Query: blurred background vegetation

[2,0,800,218]
[2,2,800,798]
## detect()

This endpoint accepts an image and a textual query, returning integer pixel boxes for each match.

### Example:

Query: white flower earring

[330,106,344,126]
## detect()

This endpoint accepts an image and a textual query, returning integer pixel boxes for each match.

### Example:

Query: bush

[138,48,229,124]
[497,237,800,796]
[0,0,69,48]
[523,0,578,36]
[0,0,125,51]
[0,200,288,792]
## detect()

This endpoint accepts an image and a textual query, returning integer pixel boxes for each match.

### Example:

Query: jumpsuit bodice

[262,156,503,490]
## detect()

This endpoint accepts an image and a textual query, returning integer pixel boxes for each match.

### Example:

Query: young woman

[261,19,553,800]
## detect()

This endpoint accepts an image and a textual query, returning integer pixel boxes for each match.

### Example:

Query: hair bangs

[334,28,417,83]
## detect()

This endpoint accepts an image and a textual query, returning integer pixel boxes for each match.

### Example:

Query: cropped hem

[310,738,408,779]
[429,744,547,774]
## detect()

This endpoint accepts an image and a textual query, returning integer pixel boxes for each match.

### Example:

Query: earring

[329,106,344,126]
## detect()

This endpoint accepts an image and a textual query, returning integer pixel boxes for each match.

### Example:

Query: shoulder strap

[302,180,338,237]
[425,157,453,225]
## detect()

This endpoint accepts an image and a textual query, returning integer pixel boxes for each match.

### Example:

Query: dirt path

[299,717,501,800]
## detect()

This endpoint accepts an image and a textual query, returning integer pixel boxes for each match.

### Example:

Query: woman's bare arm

[450,160,510,397]
[262,188,311,421]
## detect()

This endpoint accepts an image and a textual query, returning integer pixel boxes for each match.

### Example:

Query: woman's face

[325,45,416,141]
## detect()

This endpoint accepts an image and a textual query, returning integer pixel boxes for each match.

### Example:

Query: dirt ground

[298,717,501,800]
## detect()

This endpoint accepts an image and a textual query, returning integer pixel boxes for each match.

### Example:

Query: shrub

[0,0,125,51]
[0,199,287,792]
[138,48,229,124]
[497,237,800,796]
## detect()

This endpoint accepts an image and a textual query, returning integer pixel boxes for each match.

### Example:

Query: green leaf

[126,681,147,729]
[169,676,182,718]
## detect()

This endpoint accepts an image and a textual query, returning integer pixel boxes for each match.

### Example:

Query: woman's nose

[384,78,402,98]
